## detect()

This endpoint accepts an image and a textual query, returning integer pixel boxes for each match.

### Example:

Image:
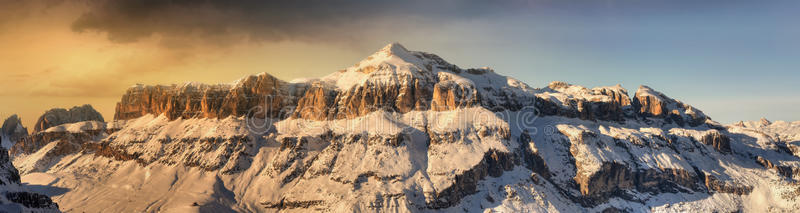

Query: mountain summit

[7,43,800,212]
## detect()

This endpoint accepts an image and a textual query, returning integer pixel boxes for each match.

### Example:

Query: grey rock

[33,104,104,132]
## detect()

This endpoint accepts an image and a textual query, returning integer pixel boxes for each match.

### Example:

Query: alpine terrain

[2,43,799,212]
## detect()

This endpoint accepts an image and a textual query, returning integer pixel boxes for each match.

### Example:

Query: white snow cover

[320,43,425,90]
[44,120,105,133]
[733,119,800,142]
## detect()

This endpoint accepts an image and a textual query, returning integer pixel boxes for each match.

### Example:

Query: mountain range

[1,43,798,212]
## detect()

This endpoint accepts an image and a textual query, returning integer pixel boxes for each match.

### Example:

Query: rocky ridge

[8,105,107,158]
[33,104,104,132]
[113,44,712,130]
[114,43,536,123]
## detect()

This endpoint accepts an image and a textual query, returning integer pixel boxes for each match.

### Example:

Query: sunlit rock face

[113,43,533,122]
[9,43,800,212]
[632,85,708,126]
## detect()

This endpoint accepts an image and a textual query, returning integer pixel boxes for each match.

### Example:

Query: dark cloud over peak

[69,0,514,45]
[69,0,764,46]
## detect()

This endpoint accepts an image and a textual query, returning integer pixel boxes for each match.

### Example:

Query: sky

[1,0,799,128]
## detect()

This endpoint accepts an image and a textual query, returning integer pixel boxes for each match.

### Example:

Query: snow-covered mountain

[4,43,800,212]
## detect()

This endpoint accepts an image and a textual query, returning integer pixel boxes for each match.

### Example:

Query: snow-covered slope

[9,43,800,212]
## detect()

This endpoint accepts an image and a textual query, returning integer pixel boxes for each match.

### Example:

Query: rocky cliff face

[535,82,633,122]
[700,130,732,154]
[0,146,20,186]
[33,104,104,132]
[755,156,797,179]
[114,43,534,122]
[632,86,708,126]
[114,74,310,121]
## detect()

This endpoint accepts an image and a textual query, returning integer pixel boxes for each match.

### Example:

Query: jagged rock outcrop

[535,82,632,121]
[0,146,59,211]
[700,130,732,154]
[756,156,795,179]
[291,83,338,120]
[0,147,20,185]
[557,123,739,206]
[574,162,634,197]
[574,162,701,201]
[33,104,104,132]
[426,149,516,209]
[518,131,551,179]
[1,114,29,148]
[3,191,60,210]
[632,85,708,126]
[635,168,699,193]
[700,173,753,195]
[431,79,480,111]
[331,77,432,119]
[11,121,106,155]
[594,85,632,107]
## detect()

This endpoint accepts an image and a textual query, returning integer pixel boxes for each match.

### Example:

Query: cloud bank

[70,0,516,46]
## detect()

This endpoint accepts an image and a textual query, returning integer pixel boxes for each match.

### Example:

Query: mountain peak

[379,42,410,55]
[361,42,418,66]
[318,43,433,89]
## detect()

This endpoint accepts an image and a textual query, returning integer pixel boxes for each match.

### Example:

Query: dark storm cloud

[69,0,752,45]
[69,0,511,44]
